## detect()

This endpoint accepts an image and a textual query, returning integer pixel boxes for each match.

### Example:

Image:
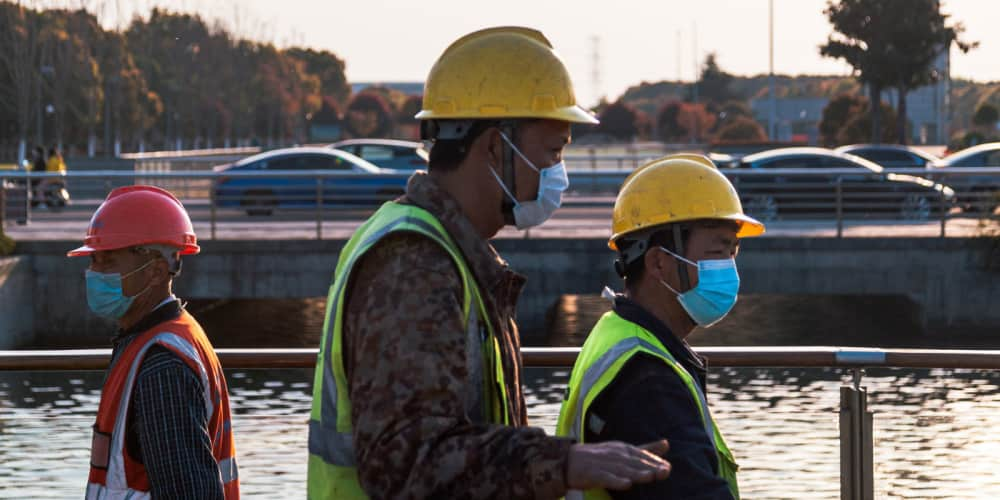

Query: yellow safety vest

[307,201,510,499]
[556,311,740,500]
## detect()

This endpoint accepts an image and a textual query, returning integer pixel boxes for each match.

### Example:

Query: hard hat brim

[66,241,200,258]
[415,104,599,124]
[609,213,766,251]
[66,244,97,257]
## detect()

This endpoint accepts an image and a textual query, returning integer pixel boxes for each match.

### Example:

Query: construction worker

[68,185,239,499]
[556,155,766,499]
[308,26,670,499]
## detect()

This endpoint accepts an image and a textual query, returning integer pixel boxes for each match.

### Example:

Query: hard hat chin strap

[672,224,691,291]
[613,224,691,289]
[499,122,517,226]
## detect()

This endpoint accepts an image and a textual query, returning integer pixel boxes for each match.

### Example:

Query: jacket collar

[111,297,183,348]
[402,172,514,292]
[611,294,708,385]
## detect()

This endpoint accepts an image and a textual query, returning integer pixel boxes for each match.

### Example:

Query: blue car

[328,139,428,172]
[213,147,409,215]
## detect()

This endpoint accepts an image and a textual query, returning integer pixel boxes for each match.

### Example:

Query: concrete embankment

[3,236,999,348]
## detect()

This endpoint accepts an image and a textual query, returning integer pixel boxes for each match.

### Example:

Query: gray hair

[133,245,182,275]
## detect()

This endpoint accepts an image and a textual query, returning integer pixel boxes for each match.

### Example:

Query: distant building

[751,49,950,146]
[751,97,828,145]
[351,82,424,96]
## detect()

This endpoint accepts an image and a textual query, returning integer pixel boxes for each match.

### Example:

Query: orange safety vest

[86,310,240,499]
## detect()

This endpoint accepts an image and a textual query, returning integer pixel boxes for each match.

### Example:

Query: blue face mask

[85,259,155,319]
[659,247,740,327]
[489,131,569,230]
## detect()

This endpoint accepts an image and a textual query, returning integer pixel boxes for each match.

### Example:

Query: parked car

[328,139,428,171]
[213,147,407,215]
[834,144,939,168]
[734,147,955,221]
[931,142,1000,212]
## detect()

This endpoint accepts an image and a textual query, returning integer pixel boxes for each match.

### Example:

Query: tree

[676,103,716,143]
[696,53,738,104]
[344,91,393,138]
[880,0,975,144]
[395,94,423,139]
[821,0,975,144]
[821,0,896,144]
[656,100,687,142]
[0,3,42,161]
[715,116,767,143]
[819,93,867,146]
[719,100,752,121]
[836,100,897,145]
[596,100,641,141]
[973,103,999,130]
[286,47,351,105]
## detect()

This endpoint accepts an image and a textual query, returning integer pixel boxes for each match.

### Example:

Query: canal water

[4,294,1000,498]
[4,366,1000,498]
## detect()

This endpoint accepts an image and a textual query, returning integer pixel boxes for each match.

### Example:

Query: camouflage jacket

[342,172,573,499]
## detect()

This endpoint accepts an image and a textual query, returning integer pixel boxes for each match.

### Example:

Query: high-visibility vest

[556,311,739,500]
[307,201,510,500]
[86,310,239,499]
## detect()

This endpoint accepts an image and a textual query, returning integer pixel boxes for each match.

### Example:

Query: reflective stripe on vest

[86,329,239,499]
[556,311,739,500]
[307,202,508,500]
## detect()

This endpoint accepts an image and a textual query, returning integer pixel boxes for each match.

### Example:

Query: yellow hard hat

[609,155,765,250]
[619,153,716,192]
[415,27,598,124]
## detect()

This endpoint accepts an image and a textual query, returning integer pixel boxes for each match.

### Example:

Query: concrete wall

[9,237,1000,346]
[0,257,35,348]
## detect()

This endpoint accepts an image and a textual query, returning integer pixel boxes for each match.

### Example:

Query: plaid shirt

[108,299,224,499]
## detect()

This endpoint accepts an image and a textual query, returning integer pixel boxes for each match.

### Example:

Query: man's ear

[645,247,673,285]
[151,258,171,285]
[471,127,501,169]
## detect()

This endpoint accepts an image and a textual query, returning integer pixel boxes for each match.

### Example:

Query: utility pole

[676,29,682,82]
[768,0,778,141]
[691,22,699,104]
[590,35,602,107]
[691,22,699,144]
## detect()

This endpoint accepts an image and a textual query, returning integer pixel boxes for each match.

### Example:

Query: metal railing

[2,168,998,239]
[4,345,1000,499]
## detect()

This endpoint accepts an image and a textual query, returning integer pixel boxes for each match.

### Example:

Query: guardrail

[2,168,998,238]
[4,345,1000,499]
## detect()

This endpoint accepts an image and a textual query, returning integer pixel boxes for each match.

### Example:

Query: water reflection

[3,367,1000,498]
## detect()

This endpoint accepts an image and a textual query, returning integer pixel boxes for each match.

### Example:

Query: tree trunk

[896,89,908,145]
[870,82,882,144]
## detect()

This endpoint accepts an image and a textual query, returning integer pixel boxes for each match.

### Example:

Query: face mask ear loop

[672,224,691,291]
[659,278,682,297]
[488,166,519,206]
[122,257,158,299]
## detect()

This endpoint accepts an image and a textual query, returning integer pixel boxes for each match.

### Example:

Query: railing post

[315,177,323,240]
[836,176,844,238]
[209,176,217,240]
[23,171,31,225]
[0,176,6,233]
[939,189,947,238]
[840,368,874,500]
[589,147,597,171]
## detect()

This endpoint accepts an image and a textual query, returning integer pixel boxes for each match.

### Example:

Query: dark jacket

[584,295,734,500]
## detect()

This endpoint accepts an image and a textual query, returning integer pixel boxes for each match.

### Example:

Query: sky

[30,0,1000,107]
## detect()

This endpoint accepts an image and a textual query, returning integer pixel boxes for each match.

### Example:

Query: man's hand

[566,440,671,491]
